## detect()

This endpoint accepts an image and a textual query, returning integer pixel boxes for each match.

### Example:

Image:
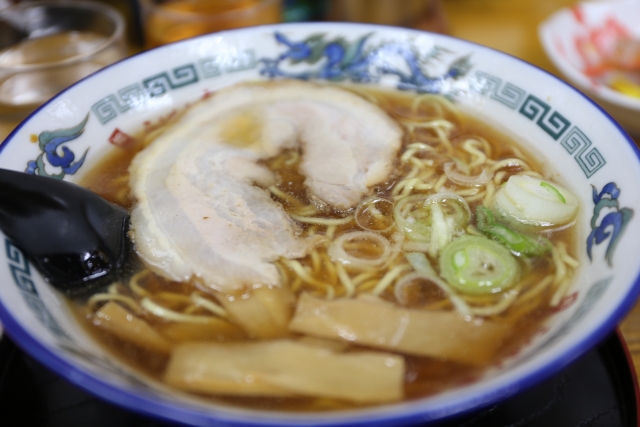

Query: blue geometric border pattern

[143,64,199,97]
[519,95,571,140]
[560,127,606,178]
[199,50,256,78]
[471,71,606,178]
[5,239,72,342]
[91,84,147,125]
[473,71,526,109]
[91,50,257,125]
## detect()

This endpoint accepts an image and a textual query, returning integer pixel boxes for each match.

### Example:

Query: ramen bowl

[0,22,639,427]
[539,0,640,137]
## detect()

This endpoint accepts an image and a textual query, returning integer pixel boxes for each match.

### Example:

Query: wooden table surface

[439,0,640,376]
[0,0,638,376]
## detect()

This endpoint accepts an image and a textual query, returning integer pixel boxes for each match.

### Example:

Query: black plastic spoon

[0,169,131,296]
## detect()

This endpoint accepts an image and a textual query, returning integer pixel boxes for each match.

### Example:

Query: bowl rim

[1,21,640,427]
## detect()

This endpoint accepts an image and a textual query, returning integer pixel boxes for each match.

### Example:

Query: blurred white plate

[539,0,640,136]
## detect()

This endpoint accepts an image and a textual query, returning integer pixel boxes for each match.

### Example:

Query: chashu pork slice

[129,81,403,293]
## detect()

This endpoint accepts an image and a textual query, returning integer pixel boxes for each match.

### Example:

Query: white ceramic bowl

[1,22,640,426]
[539,0,640,137]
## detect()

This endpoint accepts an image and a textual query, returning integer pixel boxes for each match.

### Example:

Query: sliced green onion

[443,161,493,187]
[476,206,551,257]
[327,230,394,269]
[393,192,470,252]
[481,224,551,257]
[475,204,493,230]
[540,181,566,203]
[429,202,449,257]
[403,252,472,316]
[393,195,432,242]
[405,252,438,277]
[439,235,519,295]
[355,196,395,232]
[494,175,579,229]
